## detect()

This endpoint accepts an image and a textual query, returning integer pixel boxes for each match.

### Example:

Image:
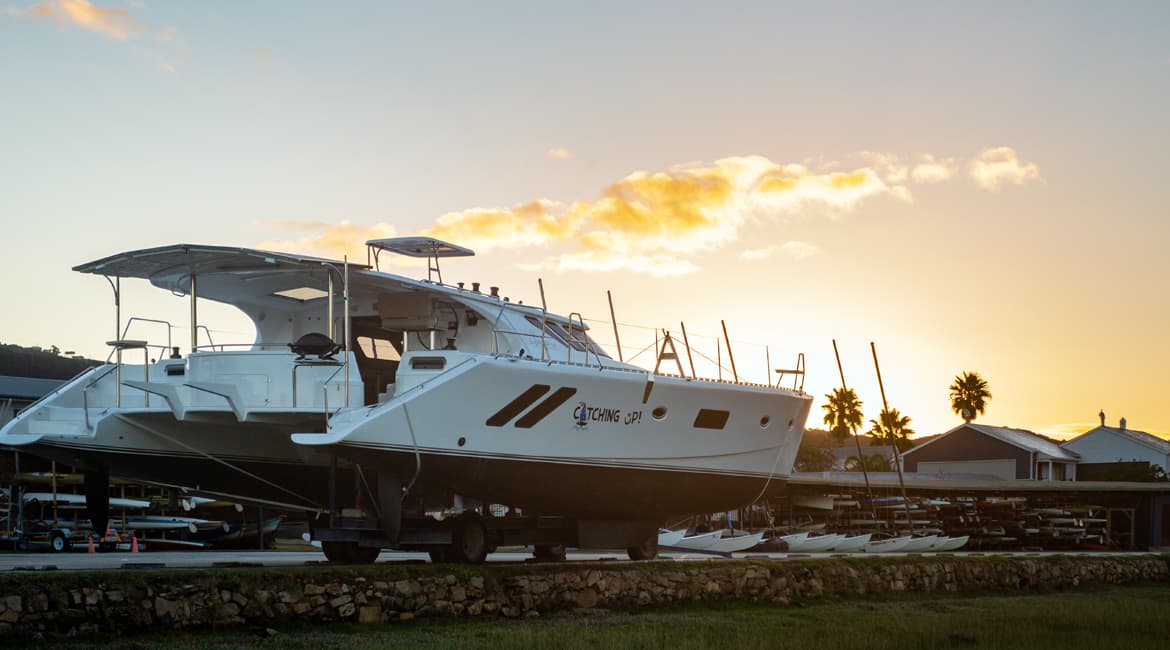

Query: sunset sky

[2,1,1168,439]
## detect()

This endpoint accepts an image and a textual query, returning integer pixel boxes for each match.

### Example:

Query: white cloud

[910,154,958,183]
[740,241,820,262]
[969,146,1042,190]
[547,147,573,160]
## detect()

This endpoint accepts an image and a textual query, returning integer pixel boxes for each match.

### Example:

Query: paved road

[0,549,1160,572]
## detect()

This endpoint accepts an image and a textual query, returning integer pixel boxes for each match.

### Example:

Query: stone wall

[0,555,1166,638]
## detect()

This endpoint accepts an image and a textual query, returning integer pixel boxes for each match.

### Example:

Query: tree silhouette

[845,453,892,472]
[793,428,837,472]
[868,407,916,451]
[822,387,864,443]
[949,371,991,422]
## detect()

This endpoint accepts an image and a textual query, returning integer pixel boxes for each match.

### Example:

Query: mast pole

[870,342,915,533]
[832,339,876,517]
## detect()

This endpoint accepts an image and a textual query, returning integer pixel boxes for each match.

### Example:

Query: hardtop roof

[73,244,364,279]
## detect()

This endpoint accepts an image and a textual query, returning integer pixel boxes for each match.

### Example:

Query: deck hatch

[693,409,730,430]
[410,356,446,370]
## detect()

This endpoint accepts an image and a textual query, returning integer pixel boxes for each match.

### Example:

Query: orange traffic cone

[130,533,139,553]
[87,534,95,554]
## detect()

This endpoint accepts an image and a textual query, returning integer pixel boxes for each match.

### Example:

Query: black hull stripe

[344,441,788,480]
[485,384,550,427]
[515,387,577,428]
[33,440,785,481]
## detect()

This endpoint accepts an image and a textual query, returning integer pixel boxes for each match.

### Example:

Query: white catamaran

[0,238,811,561]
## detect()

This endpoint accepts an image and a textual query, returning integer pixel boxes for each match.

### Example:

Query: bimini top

[366,237,474,258]
[73,244,365,280]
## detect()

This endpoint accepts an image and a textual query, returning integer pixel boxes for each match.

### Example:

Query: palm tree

[822,387,864,443]
[949,371,992,422]
[868,407,915,451]
[844,453,892,472]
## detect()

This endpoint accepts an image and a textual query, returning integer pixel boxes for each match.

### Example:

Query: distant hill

[0,342,101,379]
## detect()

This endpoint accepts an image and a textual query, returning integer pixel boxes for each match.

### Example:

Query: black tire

[321,540,354,563]
[446,512,489,564]
[49,532,69,553]
[626,535,658,561]
[533,544,567,562]
[351,545,381,564]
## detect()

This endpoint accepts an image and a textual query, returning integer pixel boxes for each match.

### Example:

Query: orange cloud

[547,147,573,160]
[970,146,1041,190]
[258,148,1032,276]
[255,219,398,263]
[423,155,897,274]
[9,0,139,39]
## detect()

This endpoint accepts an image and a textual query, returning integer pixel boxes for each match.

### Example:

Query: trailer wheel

[447,512,488,564]
[626,534,658,561]
[351,545,381,564]
[321,540,356,563]
[533,544,567,562]
[49,532,69,553]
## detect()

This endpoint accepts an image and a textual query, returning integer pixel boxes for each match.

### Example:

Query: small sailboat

[707,530,766,553]
[22,492,152,510]
[830,533,872,553]
[863,535,913,553]
[934,535,969,551]
[792,533,846,552]
[900,535,939,552]
[673,530,726,550]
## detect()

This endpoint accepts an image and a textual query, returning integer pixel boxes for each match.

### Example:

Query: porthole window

[457,436,467,447]
[760,416,771,428]
[652,406,668,420]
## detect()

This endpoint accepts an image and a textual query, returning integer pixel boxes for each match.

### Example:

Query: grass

[29,582,1170,650]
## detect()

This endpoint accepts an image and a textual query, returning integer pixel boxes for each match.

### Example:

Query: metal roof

[904,423,1080,462]
[0,375,64,400]
[366,237,474,258]
[73,244,367,279]
[1064,425,1170,456]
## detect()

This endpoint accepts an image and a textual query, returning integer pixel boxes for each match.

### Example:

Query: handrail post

[538,279,548,361]
[190,274,198,353]
[327,269,335,342]
[607,290,623,363]
[680,322,696,379]
[343,257,350,408]
[113,276,121,406]
[568,313,589,367]
[721,320,738,383]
